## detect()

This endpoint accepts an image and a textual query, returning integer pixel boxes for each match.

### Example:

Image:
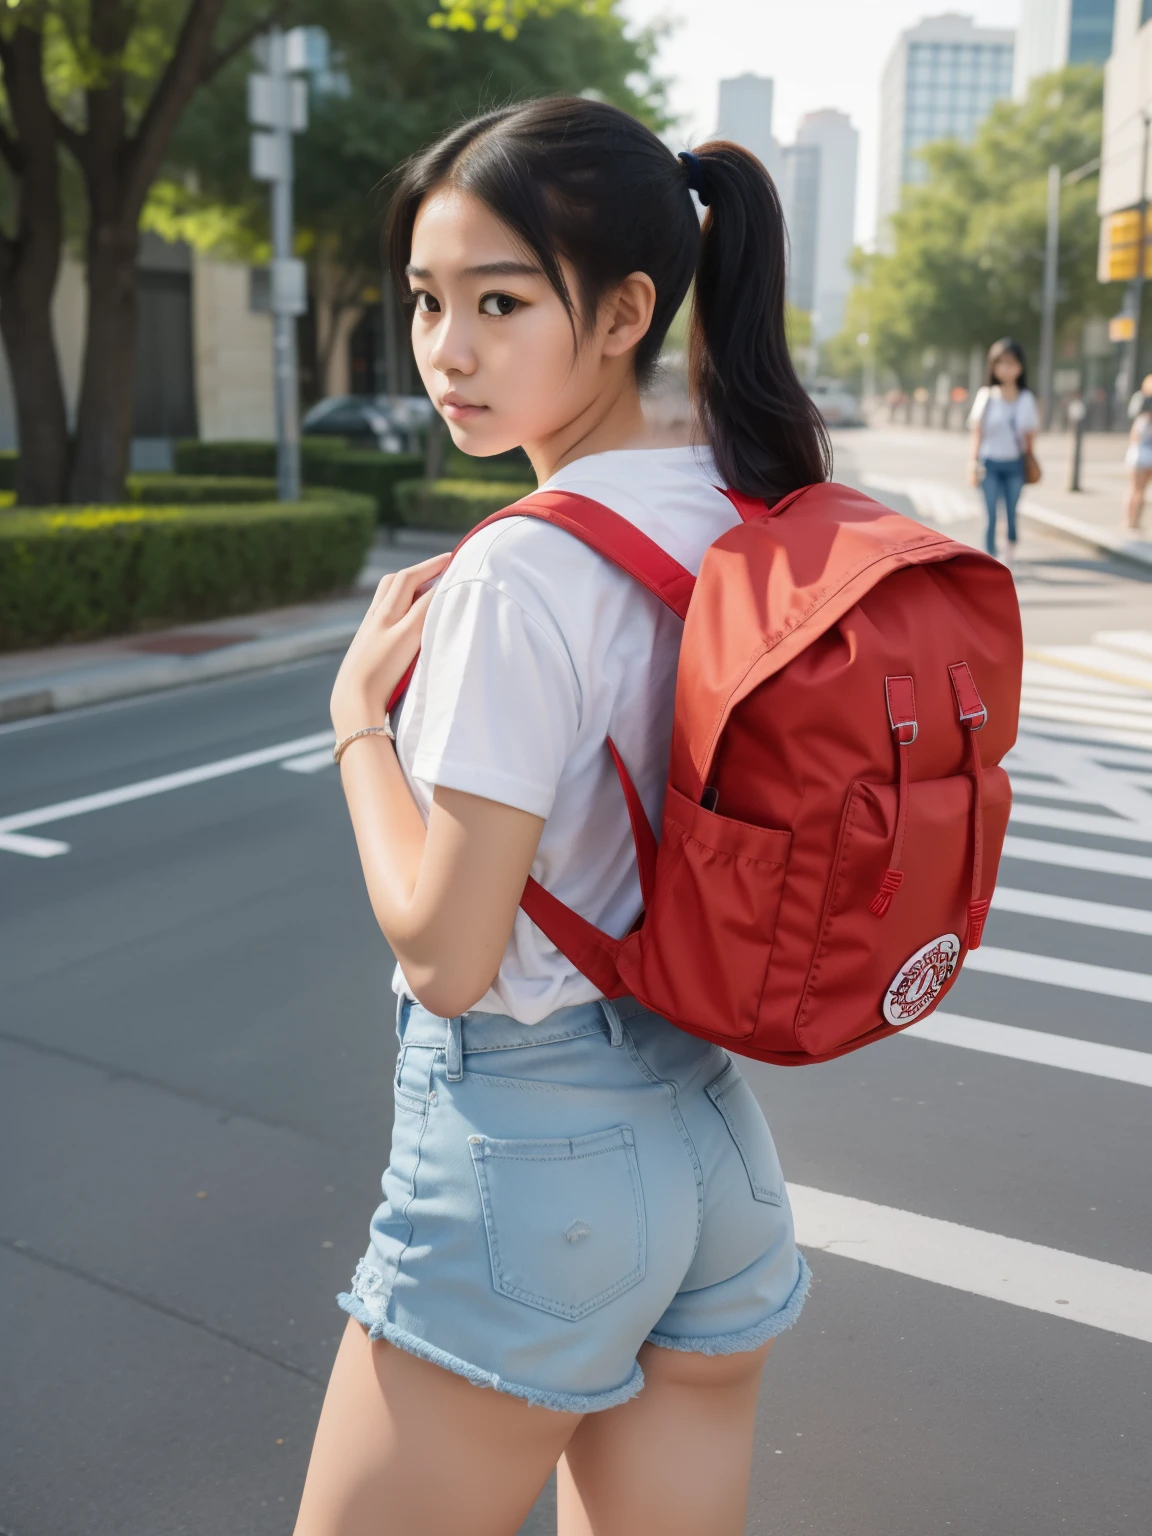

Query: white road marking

[992,885,1152,935]
[280,747,336,774]
[1001,834,1152,880]
[0,832,71,858]
[1098,630,1152,663]
[0,731,333,846]
[1026,644,1152,691]
[1010,803,1152,843]
[859,474,979,526]
[904,1011,1152,1088]
[1018,711,1152,751]
[790,1184,1152,1344]
[964,944,1152,1004]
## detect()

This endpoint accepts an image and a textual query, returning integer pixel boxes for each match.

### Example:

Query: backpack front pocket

[469,1125,646,1320]
[633,784,791,1042]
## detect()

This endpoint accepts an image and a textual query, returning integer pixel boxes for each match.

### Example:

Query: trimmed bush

[444,444,535,483]
[392,479,533,533]
[0,489,374,649]
[173,440,423,524]
[127,474,278,504]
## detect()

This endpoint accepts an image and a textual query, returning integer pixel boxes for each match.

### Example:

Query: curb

[1019,503,1152,571]
[0,619,359,725]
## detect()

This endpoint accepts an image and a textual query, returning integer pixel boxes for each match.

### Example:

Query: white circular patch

[882,933,961,1027]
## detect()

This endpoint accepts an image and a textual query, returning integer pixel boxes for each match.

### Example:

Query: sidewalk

[0,529,455,725]
[857,420,1152,570]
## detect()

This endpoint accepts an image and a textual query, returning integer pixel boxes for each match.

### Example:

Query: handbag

[1010,397,1041,484]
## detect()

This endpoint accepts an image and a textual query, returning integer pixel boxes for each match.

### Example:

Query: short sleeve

[1018,392,1040,434]
[966,387,988,430]
[409,577,581,820]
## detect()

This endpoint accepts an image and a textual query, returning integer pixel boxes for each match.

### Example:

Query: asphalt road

[2,459,1151,1534]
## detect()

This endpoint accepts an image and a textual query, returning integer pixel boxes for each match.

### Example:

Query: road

[2,433,1151,1534]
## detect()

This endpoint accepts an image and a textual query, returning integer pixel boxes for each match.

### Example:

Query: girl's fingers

[377,552,452,624]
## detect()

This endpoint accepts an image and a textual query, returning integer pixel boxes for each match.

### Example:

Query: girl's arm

[331,556,546,1018]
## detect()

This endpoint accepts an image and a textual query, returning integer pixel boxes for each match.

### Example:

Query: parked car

[301,394,436,453]
[807,378,863,427]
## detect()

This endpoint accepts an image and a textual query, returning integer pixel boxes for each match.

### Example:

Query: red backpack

[414,480,1022,1066]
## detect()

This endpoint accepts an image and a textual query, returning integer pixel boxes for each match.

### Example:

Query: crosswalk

[801,629,1152,1343]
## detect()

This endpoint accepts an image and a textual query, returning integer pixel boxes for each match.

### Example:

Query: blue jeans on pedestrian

[981,456,1025,555]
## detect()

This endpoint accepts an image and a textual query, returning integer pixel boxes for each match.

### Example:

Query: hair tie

[678,150,711,207]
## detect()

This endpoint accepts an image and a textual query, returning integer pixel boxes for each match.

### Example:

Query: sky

[619,0,1022,246]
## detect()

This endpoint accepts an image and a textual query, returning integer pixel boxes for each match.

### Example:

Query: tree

[828,66,1118,389]
[154,0,667,397]
[0,0,626,506]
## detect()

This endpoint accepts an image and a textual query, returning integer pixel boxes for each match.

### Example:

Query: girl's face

[406,187,653,460]
[992,351,1022,386]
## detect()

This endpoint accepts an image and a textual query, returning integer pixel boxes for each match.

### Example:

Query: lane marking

[1010,803,1152,843]
[0,832,71,858]
[992,885,1152,935]
[964,945,1152,1004]
[789,1185,1152,1344]
[280,747,336,774]
[1018,711,1152,752]
[0,731,332,840]
[1024,645,1152,691]
[1001,834,1152,881]
[904,1011,1152,1088]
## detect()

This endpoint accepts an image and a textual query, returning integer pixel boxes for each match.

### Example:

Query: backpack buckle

[948,662,988,731]
[884,676,918,745]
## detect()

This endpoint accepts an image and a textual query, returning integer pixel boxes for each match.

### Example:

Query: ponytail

[688,141,831,500]
[388,104,830,503]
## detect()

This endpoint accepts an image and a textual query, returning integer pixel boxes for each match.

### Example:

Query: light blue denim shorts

[338,995,810,1413]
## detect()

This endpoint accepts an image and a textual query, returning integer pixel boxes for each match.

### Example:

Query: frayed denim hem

[644,1252,812,1357]
[336,1289,646,1414]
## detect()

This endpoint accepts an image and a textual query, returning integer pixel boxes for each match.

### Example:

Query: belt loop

[601,999,624,1048]
[395,993,408,1042]
[445,1016,464,1081]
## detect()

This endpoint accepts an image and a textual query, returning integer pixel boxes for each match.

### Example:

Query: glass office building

[877,15,1014,244]
[1015,0,1115,97]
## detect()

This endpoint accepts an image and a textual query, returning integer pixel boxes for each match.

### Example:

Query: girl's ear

[601,271,657,360]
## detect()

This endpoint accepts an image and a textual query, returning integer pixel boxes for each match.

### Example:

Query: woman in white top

[1124,371,1152,530]
[293,101,829,1536]
[966,337,1039,563]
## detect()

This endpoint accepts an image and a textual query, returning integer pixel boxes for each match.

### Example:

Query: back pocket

[469,1125,646,1320]
[705,1059,784,1205]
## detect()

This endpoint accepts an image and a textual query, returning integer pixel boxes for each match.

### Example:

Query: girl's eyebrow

[405,261,542,279]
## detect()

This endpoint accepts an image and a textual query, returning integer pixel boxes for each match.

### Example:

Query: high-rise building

[795,110,859,341]
[1014,0,1115,98]
[877,14,1015,244]
[779,143,821,313]
[716,73,781,182]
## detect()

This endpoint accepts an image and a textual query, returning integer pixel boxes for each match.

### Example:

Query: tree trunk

[0,233,71,507]
[0,23,72,505]
[68,223,139,503]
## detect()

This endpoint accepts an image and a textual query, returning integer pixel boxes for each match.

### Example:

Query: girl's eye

[414,291,441,314]
[480,293,519,317]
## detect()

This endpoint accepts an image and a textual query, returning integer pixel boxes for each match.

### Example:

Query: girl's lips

[442,398,487,420]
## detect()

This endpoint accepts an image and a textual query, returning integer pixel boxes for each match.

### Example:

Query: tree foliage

[829,66,1118,385]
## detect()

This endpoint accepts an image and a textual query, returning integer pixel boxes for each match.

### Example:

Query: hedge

[392,479,533,533]
[128,474,278,504]
[0,488,375,649]
[172,439,423,525]
[444,444,535,483]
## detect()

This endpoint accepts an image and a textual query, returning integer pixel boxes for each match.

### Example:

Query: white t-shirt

[967,386,1039,461]
[392,444,741,1024]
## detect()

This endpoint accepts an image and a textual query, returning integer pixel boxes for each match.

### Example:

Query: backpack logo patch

[883,934,961,1026]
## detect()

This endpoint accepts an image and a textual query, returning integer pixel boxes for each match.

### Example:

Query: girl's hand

[331,552,452,739]
[967,459,981,487]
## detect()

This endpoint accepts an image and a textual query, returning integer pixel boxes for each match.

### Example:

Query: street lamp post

[249,29,311,502]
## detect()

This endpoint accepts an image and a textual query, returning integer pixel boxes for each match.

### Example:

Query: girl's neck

[996,379,1021,402]
[523,372,662,484]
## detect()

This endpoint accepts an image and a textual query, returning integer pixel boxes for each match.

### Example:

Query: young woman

[295,98,828,1536]
[1124,371,1152,531]
[967,337,1039,563]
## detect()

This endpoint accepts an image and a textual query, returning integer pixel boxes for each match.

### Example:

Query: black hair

[386,97,830,502]
[985,337,1028,391]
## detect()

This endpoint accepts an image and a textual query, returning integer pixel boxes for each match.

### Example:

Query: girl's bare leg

[1128,467,1151,530]
[294,1316,581,1536]
[556,1339,772,1536]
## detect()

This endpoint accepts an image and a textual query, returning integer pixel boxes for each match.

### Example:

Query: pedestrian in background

[1123,372,1152,531]
[967,337,1039,565]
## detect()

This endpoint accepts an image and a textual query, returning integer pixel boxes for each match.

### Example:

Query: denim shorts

[338,995,810,1413]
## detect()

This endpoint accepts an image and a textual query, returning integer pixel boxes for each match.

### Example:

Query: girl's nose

[427,311,476,378]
